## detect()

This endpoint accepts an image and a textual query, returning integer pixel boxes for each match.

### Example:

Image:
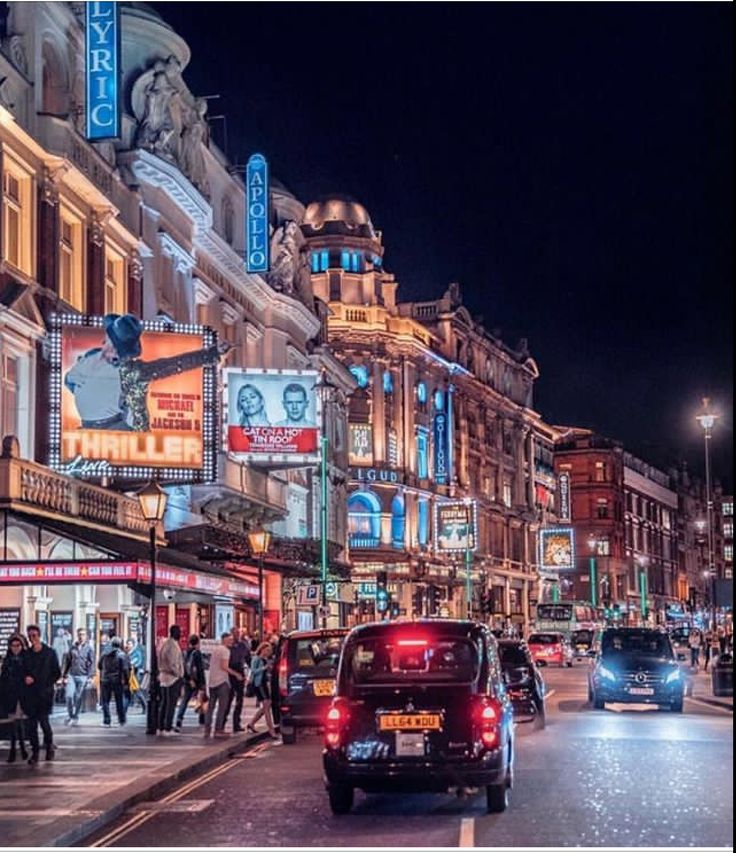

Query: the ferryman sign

[246,153,270,272]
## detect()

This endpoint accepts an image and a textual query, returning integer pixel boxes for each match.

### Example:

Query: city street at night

[82,665,733,849]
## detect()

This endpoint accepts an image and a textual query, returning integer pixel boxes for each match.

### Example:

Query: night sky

[155,3,733,487]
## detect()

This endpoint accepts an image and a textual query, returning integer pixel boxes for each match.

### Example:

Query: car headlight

[665,669,681,684]
[598,665,616,681]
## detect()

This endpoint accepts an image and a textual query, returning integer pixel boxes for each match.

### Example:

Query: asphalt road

[84,664,733,848]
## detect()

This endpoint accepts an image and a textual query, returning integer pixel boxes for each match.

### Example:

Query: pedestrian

[124,639,146,713]
[245,642,277,738]
[204,632,242,738]
[227,627,251,733]
[0,634,29,763]
[175,635,206,731]
[23,624,62,764]
[98,637,130,727]
[709,629,721,666]
[158,625,184,736]
[63,628,94,726]
[269,633,285,729]
[688,628,701,669]
[703,629,714,672]
[717,625,727,656]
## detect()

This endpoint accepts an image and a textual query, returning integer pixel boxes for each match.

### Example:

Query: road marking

[90,741,274,847]
[459,817,475,847]
[686,696,733,715]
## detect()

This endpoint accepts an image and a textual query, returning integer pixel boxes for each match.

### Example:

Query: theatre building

[0,2,352,649]
[302,197,560,632]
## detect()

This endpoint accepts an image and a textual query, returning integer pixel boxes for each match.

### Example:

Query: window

[1,353,18,439]
[595,462,607,482]
[391,494,405,549]
[104,244,127,314]
[349,364,370,389]
[596,499,609,519]
[503,482,512,508]
[387,427,399,467]
[383,370,393,395]
[434,389,444,411]
[416,427,429,479]
[351,251,361,272]
[596,537,610,556]
[341,250,350,271]
[416,381,427,405]
[2,154,34,275]
[723,502,734,517]
[725,545,733,563]
[348,491,381,548]
[310,250,329,272]
[417,498,429,546]
[59,206,84,310]
[311,252,320,273]
[723,522,733,538]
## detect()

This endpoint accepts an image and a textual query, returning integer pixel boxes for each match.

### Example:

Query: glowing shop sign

[558,473,571,521]
[85,1,120,140]
[246,153,269,272]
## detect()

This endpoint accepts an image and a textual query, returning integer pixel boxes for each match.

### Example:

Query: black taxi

[277,628,348,744]
[322,620,515,814]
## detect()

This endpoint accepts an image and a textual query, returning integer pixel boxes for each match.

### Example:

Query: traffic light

[428,584,441,616]
[603,599,612,620]
[412,587,424,617]
[376,571,389,614]
[389,599,400,619]
[612,604,622,622]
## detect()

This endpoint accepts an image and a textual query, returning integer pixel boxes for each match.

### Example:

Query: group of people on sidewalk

[156,625,281,740]
[688,625,732,671]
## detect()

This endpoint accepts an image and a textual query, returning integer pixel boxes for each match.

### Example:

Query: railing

[0,455,157,540]
[219,456,289,513]
[349,536,381,549]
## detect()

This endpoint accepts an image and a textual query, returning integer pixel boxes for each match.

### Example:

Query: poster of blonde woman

[223,369,321,463]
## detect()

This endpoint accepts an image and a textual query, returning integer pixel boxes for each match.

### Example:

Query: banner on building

[349,424,373,465]
[539,527,576,572]
[49,314,219,482]
[434,500,477,553]
[85,1,121,140]
[223,369,321,463]
[246,153,269,272]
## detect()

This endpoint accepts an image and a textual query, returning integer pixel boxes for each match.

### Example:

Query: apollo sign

[246,153,270,273]
[85,2,120,140]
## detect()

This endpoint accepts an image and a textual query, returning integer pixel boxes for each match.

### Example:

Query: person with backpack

[175,635,206,731]
[98,637,130,727]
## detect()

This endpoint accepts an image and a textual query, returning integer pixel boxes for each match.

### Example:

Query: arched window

[348,491,381,548]
[41,40,69,116]
[391,494,405,549]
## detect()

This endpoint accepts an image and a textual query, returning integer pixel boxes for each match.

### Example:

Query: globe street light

[696,398,720,632]
[137,481,168,736]
[247,529,271,640]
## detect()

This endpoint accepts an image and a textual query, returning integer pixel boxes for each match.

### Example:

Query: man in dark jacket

[63,628,94,725]
[98,637,130,727]
[227,627,252,732]
[175,634,206,731]
[23,624,62,764]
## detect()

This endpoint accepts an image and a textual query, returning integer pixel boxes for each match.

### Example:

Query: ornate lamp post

[695,398,720,632]
[587,536,599,609]
[637,555,650,625]
[137,482,168,736]
[247,529,271,640]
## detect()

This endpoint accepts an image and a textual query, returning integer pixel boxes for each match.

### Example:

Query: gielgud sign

[49,314,223,482]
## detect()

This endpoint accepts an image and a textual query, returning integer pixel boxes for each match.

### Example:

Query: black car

[588,627,685,712]
[277,629,348,744]
[497,639,546,729]
[322,619,515,815]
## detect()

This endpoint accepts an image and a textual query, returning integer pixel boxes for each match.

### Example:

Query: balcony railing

[0,453,159,541]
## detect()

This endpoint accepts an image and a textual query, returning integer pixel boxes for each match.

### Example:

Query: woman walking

[246,642,277,738]
[0,634,29,763]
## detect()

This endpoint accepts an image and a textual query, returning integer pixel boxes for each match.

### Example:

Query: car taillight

[473,696,502,751]
[325,701,349,749]
[278,656,288,697]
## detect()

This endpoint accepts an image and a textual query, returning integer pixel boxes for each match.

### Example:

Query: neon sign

[85,1,120,140]
[246,153,269,272]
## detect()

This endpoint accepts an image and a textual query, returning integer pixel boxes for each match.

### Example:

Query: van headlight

[665,669,681,684]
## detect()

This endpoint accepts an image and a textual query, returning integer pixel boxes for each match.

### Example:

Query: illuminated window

[104,243,127,314]
[383,370,393,395]
[503,482,512,508]
[341,250,350,270]
[416,427,429,479]
[391,494,405,549]
[348,491,381,548]
[416,381,427,405]
[595,461,607,482]
[349,364,369,389]
[724,545,733,563]
[388,427,398,467]
[311,252,319,273]
[351,251,361,272]
[596,538,610,556]
[1,353,18,439]
[723,521,733,538]
[723,502,734,517]
[311,250,330,272]
[2,154,34,275]
[59,205,85,311]
[418,498,429,546]
[434,389,445,411]
[596,499,609,519]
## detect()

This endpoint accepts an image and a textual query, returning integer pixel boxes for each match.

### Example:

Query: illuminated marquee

[49,314,218,482]
[558,472,571,521]
[434,500,478,553]
[85,1,120,140]
[539,527,576,572]
[246,153,269,272]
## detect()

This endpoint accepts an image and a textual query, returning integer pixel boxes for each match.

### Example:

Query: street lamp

[247,529,271,640]
[587,536,599,609]
[696,398,720,633]
[137,481,168,736]
[637,555,650,625]
[315,370,340,629]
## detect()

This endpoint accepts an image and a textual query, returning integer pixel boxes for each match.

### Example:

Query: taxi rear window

[344,636,479,684]
[290,637,344,672]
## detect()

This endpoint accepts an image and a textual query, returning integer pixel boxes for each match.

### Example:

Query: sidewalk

[0,699,269,848]
[684,665,733,711]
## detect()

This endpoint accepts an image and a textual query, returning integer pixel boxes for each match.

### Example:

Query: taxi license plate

[378,713,441,731]
[629,687,654,696]
[312,679,335,697]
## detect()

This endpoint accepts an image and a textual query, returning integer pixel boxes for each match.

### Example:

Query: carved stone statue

[267,221,300,294]
[180,98,209,197]
[135,60,178,161]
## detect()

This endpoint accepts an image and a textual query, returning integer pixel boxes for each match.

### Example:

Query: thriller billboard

[223,368,321,464]
[49,314,219,482]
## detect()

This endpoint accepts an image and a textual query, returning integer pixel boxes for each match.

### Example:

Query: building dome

[302,196,376,239]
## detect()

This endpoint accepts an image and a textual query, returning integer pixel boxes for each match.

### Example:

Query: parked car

[588,627,685,712]
[527,632,573,667]
[497,639,546,729]
[323,619,515,814]
[277,628,348,744]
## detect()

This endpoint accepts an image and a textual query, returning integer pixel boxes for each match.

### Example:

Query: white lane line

[459,817,475,847]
